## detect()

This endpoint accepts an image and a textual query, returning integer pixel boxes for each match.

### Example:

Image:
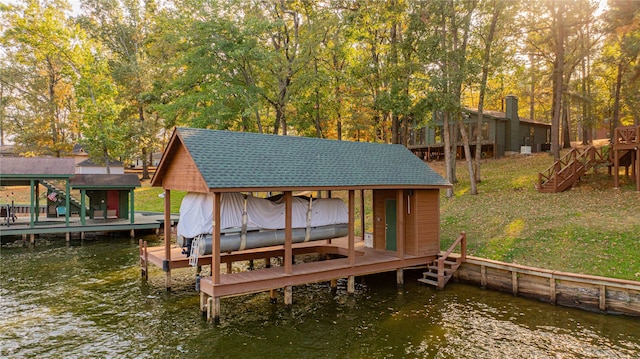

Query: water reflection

[1,236,638,358]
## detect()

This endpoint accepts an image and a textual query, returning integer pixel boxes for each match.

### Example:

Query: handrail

[441,231,467,262]
[614,125,639,145]
[438,232,467,288]
[537,145,610,192]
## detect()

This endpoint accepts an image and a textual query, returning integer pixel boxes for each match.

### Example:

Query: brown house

[145,127,451,321]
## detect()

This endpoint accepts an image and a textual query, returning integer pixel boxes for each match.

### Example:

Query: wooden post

[347,276,355,294]
[636,148,640,192]
[437,258,444,289]
[614,148,620,189]
[599,285,607,311]
[129,189,135,224]
[270,289,277,303]
[80,189,86,225]
[226,261,233,274]
[396,190,404,258]
[30,180,35,229]
[360,190,365,242]
[213,298,220,323]
[65,179,70,226]
[460,232,467,262]
[396,269,404,286]
[206,297,213,321]
[162,190,172,290]
[265,257,271,268]
[200,292,207,316]
[284,191,293,275]
[284,286,292,305]
[330,279,338,291]
[512,271,518,296]
[213,192,221,284]
[65,232,70,242]
[348,190,355,266]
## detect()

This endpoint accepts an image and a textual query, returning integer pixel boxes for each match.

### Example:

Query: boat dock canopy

[151,127,452,192]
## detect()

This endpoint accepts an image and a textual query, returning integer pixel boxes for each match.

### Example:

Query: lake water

[1,235,639,358]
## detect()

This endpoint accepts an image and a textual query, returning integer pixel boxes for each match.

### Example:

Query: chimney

[505,95,520,152]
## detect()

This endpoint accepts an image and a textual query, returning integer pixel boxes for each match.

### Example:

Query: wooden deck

[0,212,176,238]
[142,236,436,300]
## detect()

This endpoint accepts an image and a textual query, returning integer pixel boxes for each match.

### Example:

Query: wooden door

[385,199,397,251]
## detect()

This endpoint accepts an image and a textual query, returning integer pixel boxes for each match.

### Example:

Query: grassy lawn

[430,152,640,281]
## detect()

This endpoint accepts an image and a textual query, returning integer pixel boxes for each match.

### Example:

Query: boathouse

[145,127,452,321]
[0,157,159,239]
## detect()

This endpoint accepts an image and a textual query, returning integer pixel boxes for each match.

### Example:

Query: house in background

[409,95,551,160]
[75,158,125,175]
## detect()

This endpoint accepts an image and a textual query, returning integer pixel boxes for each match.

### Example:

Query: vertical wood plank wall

[372,189,440,257]
[163,145,208,192]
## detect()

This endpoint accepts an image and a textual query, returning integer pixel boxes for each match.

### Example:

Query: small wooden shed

[147,127,451,320]
[69,174,140,222]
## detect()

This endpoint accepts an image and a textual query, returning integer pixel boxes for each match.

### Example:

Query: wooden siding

[162,145,208,192]
[372,189,439,257]
[405,190,417,256]
[414,189,440,256]
[372,189,395,251]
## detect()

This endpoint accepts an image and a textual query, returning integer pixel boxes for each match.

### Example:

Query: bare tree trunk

[458,115,477,195]
[474,0,501,186]
[550,1,565,161]
[562,99,571,148]
[443,112,454,198]
[611,61,623,142]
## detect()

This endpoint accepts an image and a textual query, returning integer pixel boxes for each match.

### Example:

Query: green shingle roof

[173,127,450,190]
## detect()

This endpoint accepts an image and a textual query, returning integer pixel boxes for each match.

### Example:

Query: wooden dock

[0,212,176,240]
[140,236,436,319]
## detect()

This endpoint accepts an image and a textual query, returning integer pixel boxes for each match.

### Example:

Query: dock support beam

[330,279,337,291]
[163,189,172,291]
[270,289,277,303]
[396,269,404,286]
[206,297,220,324]
[284,286,292,305]
[347,276,355,294]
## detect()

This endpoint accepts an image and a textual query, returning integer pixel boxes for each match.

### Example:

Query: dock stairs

[40,179,82,210]
[418,232,466,289]
[537,145,611,193]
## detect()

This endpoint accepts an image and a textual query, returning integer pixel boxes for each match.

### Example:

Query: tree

[0,0,80,157]
[79,0,161,178]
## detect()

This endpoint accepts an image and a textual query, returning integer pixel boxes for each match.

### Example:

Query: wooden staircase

[419,232,466,289]
[537,146,610,193]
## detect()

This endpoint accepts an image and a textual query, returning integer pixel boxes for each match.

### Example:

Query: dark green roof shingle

[176,127,450,189]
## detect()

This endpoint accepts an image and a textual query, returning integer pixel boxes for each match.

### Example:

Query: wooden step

[417,277,438,286]
[426,265,456,274]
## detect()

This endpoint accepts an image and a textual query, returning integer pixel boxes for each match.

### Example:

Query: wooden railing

[614,125,639,145]
[537,146,610,193]
[437,232,467,288]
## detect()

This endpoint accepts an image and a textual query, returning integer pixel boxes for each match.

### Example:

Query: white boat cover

[177,192,349,238]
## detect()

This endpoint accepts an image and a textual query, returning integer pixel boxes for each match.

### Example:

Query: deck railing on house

[614,125,639,145]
